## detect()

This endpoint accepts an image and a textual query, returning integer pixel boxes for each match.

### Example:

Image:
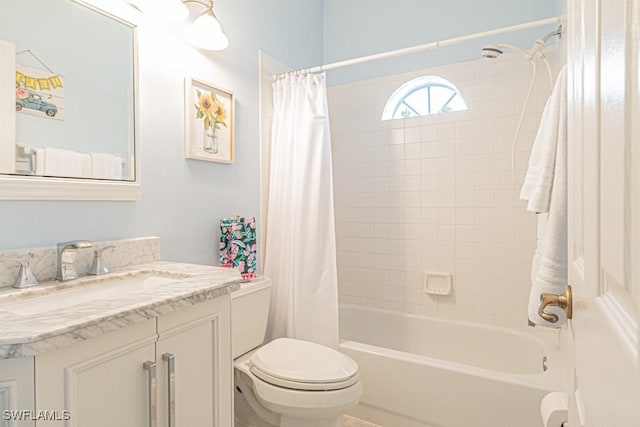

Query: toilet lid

[249,338,359,391]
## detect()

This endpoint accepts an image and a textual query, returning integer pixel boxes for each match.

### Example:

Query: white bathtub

[339,305,567,427]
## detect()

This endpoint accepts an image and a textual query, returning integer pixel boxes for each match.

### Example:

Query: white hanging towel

[521,65,568,328]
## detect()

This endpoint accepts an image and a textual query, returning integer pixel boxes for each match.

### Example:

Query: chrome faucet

[56,240,93,282]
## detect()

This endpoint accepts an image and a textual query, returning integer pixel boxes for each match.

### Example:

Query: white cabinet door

[156,295,232,427]
[34,319,157,427]
[566,0,640,425]
[0,357,35,427]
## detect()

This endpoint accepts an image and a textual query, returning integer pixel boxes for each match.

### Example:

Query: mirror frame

[0,0,140,201]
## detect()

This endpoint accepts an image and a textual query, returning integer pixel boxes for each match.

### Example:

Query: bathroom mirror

[0,0,139,200]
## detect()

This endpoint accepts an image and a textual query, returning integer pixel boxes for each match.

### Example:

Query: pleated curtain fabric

[264,72,339,349]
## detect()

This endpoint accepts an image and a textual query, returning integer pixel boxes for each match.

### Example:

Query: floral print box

[219,216,257,281]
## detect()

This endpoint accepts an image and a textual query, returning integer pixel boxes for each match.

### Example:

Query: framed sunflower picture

[185,77,234,163]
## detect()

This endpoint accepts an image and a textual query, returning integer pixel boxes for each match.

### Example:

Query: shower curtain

[263,72,339,349]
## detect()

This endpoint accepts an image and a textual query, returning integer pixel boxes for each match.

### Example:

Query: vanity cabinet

[155,296,232,427]
[0,357,35,427]
[36,319,156,427]
[0,295,232,427]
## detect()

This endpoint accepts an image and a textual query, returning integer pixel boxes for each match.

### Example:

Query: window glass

[382,76,467,120]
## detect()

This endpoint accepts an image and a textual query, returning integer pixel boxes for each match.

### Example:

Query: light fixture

[184,1,229,51]
[127,0,229,51]
[127,0,189,23]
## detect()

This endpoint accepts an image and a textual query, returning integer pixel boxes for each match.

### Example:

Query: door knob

[538,285,573,323]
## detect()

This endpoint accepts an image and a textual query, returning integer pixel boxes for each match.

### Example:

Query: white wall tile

[437,139,456,157]
[388,176,404,192]
[475,136,495,155]
[420,223,438,241]
[455,138,474,156]
[455,120,475,139]
[438,123,456,139]
[456,224,474,242]
[329,56,549,328]
[438,208,456,225]
[456,155,475,173]
[421,158,438,174]
[437,157,455,174]
[405,207,421,223]
[405,126,421,143]
[438,173,456,191]
[405,159,421,175]
[455,207,475,225]
[405,191,421,208]
[389,128,404,145]
[405,175,421,192]
[420,125,438,141]
[437,191,455,207]
[456,173,475,190]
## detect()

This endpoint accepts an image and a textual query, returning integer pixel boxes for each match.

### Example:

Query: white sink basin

[0,272,188,316]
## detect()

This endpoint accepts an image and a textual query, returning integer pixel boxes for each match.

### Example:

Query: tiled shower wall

[328,52,559,327]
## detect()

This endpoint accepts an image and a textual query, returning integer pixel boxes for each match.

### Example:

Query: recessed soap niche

[422,272,453,296]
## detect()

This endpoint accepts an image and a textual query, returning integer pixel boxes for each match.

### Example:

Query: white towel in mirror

[43,147,89,178]
[90,153,123,180]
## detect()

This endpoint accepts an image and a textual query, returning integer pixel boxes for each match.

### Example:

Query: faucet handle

[1,257,39,289]
[89,245,116,276]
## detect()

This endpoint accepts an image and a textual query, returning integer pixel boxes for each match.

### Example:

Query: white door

[566,0,640,425]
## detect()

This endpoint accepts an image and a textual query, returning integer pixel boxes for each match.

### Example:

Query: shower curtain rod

[274,16,564,78]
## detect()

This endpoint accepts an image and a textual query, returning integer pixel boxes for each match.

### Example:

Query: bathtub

[338,305,567,427]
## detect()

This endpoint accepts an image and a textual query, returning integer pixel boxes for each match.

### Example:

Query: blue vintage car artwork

[15,91,58,117]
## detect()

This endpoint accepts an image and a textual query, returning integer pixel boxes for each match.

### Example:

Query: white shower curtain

[263,72,339,349]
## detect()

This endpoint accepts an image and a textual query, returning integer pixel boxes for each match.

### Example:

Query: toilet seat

[249,338,359,391]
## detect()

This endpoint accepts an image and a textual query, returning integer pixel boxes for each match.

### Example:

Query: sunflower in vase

[195,89,227,153]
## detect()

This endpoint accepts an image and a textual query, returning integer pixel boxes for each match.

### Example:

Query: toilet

[231,277,362,427]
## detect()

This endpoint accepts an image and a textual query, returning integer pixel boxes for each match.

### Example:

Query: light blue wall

[0,0,565,265]
[323,0,565,85]
[0,0,323,265]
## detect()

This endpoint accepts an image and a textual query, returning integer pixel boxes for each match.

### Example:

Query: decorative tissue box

[219,216,257,281]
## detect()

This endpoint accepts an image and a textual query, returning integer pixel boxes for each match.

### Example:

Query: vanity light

[127,0,228,51]
[183,1,229,51]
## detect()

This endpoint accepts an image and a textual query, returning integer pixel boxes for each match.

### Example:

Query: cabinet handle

[143,361,157,427]
[162,353,176,427]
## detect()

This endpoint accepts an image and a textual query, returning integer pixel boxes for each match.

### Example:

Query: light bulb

[185,9,229,51]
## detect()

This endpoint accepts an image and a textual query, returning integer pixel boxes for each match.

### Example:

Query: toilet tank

[231,276,272,359]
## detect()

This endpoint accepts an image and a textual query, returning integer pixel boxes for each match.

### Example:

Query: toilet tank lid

[249,338,359,385]
[231,276,272,299]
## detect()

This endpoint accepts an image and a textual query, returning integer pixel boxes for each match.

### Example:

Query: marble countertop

[0,261,242,359]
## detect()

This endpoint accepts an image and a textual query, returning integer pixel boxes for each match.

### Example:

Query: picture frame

[185,77,234,163]
[15,63,66,121]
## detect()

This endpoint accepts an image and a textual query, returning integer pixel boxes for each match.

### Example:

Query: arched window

[381,75,467,120]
